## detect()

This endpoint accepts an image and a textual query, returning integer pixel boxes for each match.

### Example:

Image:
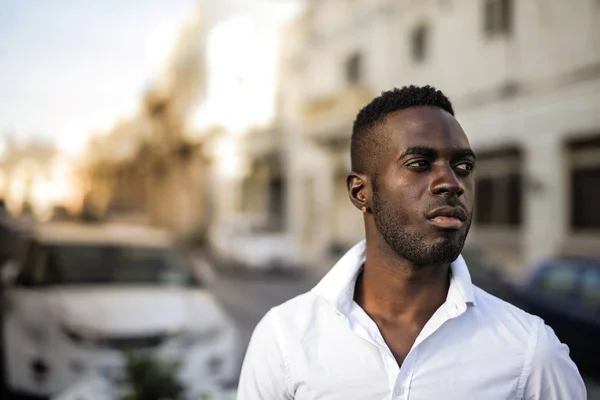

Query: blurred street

[194,258,600,400]
[1,0,599,398]
[2,253,600,399]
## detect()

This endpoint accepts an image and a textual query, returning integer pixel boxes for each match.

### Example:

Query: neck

[354,237,451,324]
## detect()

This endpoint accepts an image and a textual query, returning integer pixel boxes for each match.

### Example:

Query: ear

[347,172,371,212]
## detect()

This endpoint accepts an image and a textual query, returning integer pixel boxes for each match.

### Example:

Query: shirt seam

[271,308,294,398]
[515,317,542,400]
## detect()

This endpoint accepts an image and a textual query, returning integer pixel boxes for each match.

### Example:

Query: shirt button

[395,387,404,396]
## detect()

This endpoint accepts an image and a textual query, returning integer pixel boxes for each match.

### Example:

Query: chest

[288,314,524,400]
[377,322,422,367]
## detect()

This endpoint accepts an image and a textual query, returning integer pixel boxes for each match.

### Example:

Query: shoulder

[471,284,585,393]
[270,289,335,328]
[467,285,549,359]
[472,285,543,333]
[517,307,587,398]
[254,289,340,346]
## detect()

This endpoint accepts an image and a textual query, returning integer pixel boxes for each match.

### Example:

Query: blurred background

[0,0,599,398]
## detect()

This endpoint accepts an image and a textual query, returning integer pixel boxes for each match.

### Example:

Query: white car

[210,221,304,274]
[229,232,303,273]
[2,222,240,398]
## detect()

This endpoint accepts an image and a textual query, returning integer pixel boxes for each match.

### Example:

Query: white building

[277,0,389,267]
[188,1,303,244]
[281,0,600,274]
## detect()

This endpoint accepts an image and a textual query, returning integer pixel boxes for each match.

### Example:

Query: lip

[427,216,464,230]
[426,206,467,230]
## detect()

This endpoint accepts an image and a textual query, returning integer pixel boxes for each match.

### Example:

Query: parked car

[0,202,34,281]
[514,256,600,379]
[210,221,303,276]
[1,222,240,398]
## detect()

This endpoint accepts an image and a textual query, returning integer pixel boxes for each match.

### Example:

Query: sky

[0,0,303,156]
[0,0,200,155]
[0,0,303,213]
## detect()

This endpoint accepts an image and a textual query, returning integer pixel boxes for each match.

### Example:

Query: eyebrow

[398,147,476,160]
[454,148,477,160]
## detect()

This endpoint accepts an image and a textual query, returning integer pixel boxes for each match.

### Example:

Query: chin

[427,238,464,262]
[430,230,463,243]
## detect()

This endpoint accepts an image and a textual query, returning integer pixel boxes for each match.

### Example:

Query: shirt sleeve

[236,309,292,400]
[522,320,587,400]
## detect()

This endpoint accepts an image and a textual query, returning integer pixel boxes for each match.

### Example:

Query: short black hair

[350,85,454,174]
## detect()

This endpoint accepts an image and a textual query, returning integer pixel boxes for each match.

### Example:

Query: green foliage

[120,351,186,400]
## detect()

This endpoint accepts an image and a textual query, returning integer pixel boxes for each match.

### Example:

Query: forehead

[381,106,470,151]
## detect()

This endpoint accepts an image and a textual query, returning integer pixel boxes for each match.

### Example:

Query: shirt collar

[312,240,477,316]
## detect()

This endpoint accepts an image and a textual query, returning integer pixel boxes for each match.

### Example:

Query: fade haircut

[350,85,455,175]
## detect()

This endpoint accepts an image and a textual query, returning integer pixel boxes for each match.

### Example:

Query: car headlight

[62,326,98,347]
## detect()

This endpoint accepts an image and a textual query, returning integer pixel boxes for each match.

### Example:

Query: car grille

[98,334,168,350]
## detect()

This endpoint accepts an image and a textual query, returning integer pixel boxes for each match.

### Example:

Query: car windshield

[40,244,199,287]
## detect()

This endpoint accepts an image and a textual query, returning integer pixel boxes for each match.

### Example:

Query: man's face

[370,106,475,267]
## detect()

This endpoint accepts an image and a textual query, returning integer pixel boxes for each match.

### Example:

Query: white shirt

[237,241,586,400]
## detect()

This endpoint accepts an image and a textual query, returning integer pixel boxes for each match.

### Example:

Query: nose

[429,165,464,197]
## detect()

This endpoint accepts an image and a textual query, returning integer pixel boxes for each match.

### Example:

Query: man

[237,86,586,399]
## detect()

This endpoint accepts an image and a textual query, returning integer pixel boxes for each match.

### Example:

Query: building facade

[82,7,212,236]
[281,0,600,274]
[279,0,394,266]
[0,138,59,219]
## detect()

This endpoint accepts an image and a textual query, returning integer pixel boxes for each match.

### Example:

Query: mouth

[426,206,467,230]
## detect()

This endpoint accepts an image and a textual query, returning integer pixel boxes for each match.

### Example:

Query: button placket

[391,347,417,399]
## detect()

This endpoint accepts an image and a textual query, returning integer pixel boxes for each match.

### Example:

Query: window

[474,148,522,227]
[537,265,578,300]
[15,241,42,286]
[411,24,429,63]
[268,176,285,225]
[35,244,199,287]
[571,168,600,229]
[568,136,600,231]
[580,268,600,309]
[345,52,362,85]
[483,0,513,36]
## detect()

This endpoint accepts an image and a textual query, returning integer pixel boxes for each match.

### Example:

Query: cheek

[396,180,428,207]
[374,174,426,212]
[463,182,476,208]
[385,189,422,220]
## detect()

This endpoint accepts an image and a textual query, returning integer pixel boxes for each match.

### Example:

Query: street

[0,257,598,399]
[196,261,322,359]
[197,260,600,399]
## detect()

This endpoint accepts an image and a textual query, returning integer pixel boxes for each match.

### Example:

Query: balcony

[242,127,282,160]
[302,85,373,145]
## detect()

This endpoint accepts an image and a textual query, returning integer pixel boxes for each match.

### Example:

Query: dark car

[515,257,600,379]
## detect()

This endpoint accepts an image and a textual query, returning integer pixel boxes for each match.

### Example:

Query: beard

[372,181,471,268]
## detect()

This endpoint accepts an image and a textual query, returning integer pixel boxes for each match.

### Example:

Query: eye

[455,162,475,173]
[406,160,430,170]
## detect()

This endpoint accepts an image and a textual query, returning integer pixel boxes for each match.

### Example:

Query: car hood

[231,235,301,263]
[47,286,227,337]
